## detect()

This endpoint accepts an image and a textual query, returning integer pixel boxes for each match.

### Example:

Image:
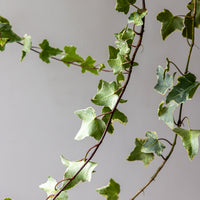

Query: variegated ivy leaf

[158,101,178,129]
[173,127,200,160]
[0,15,21,51]
[127,138,154,166]
[102,107,128,134]
[154,65,174,95]
[142,131,166,156]
[114,26,135,42]
[61,155,97,190]
[91,80,119,109]
[39,176,68,200]
[157,9,184,40]
[96,178,120,200]
[39,39,63,63]
[75,107,106,141]
[128,10,147,26]
[115,0,136,14]
[166,73,200,104]
[21,34,32,61]
[61,45,84,66]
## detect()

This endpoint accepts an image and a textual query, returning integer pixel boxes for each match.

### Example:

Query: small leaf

[114,26,135,42]
[107,57,123,74]
[127,138,154,166]
[158,101,178,129]
[166,73,200,104]
[96,178,120,200]
[81,56,98,75]
[39,39,63,63]
[188,0,200,27]
[61,155,97,190]
[173,127,200,160]
[99,64,106,72]
[21,34,32,61]
[91,80,119,109]
[39,176,68,200]
[61,45,84,66]
[157,9,184,40]
[102,107,128,134]
[182,12,193,39]
[115,0,135,14]
[154,65,174,95]
[0,15,21,51]
[108,46,119,59]
[142,131,166,156]
[128,10,147,26]
[116,74,125,83]
[75,107,106,141]
[4,198,12,200]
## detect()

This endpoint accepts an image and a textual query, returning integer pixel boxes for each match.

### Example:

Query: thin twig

[169,61,184,75]
[158,138,173,146]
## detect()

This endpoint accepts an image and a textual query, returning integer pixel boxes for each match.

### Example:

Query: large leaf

[102,107,128,134]
[0,15,21,51]
[91,80,119,109]
[142,131,166,156]
[39,39,63,63]
[81,56,98,75]
[173,127,200,160]
[157,9,184,40]
[127,138,154,166]
[154,65,173,95]
[166,73,200,104]
[61,155,97,190]
[128,10,147,26]
[158,101,178,129]
[61,45,84,66]
[96,178,120,200]
[21,34,32,61]
[39,176,68,200]
[75,107,106,141]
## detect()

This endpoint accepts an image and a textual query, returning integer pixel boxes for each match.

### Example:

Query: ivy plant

[1,0,200,199]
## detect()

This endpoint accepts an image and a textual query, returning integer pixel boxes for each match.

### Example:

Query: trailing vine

[1,0,200,200]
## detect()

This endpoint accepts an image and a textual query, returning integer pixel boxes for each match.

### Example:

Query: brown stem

[51,4,146,200]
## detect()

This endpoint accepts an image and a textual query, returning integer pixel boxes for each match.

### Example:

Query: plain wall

[1,0,200,200]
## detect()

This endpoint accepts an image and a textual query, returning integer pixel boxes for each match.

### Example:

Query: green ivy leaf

[116,74,125,84]
[61,155,97,190]
[81,56,98,75]
[188,0,200,27]
[61,45,84,66]
[127,138,154,166]
[99,64,106,72]
[102,107,128,134]
[39,39,63,63]
[107,57,123,74]
[115,0,136,14]
[21,34,32,61]
[128,10,147,26]
[154,65,174,95]
[75,107,106,141]
[157,9,184,40]
[166,73,200,104]
[142,131,166,156]
[173,127,200,160]
[114,26,135,42]
[91,80,119,109]
[39,176,68,200]
[96,178,120,200]
[182,12,193,39]
[158,101,178,129]
[4,199,12,200]
[0,15,21,51]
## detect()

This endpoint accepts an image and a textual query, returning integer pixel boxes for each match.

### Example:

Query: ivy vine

[1,0,200,199]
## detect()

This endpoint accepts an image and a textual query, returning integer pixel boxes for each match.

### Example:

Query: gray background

[1,0,200,200]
